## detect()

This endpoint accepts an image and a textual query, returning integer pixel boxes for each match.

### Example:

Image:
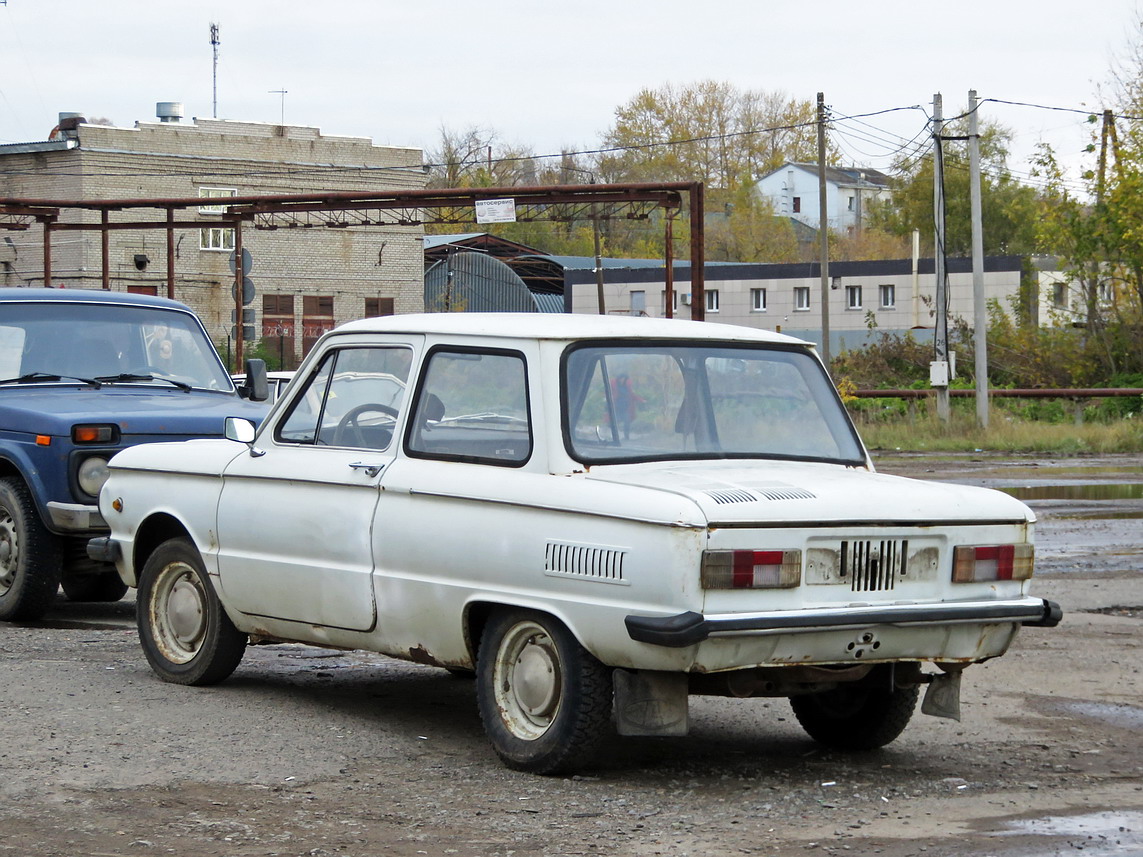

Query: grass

[852,410,1143,455]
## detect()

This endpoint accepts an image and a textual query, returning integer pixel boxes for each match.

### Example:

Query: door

[215,341,417,631]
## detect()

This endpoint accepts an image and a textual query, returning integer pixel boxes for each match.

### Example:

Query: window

[794,287,810,310]
[751,288,767,312]
[127,285,158,296]
[705,289,719,313]
[630,290,646,316]
[1052,283,1068,308]
[365,297,395,317]
[845,285,862,310]
[879,284,896,309]
[792,196,802,213]
[847,196,855,211]
[564,344,864,464]
[198,187,237,214]
[302,295,335,355]
[277,345,412,450]
[407,349,531,465]
[199,227,235,252]
[198,187,236,252]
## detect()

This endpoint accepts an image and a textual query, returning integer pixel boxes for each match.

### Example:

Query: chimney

[56,112,86,140]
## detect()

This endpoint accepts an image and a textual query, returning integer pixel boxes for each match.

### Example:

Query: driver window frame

[274,344,413,450]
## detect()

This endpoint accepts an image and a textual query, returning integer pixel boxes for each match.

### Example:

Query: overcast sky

[1,0,1138,191]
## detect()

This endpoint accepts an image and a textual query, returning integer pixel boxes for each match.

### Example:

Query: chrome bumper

[47,501,106,532]
[625,597,1063,648]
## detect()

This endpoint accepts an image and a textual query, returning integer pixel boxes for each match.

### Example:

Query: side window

[407,349,531,465]
[277,346,412,450]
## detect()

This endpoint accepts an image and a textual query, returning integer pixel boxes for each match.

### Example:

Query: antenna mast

[210,22,220,118]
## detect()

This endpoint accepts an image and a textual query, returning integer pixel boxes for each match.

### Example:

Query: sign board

[230,325,256,340]
[231,276,255,305]
[231,308,256,324]
[228,248,253,276]
[475,198,517,224]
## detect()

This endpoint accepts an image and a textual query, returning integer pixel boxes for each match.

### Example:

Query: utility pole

[816,92,831,369]
[968,90,989,428]
[932,93,950,423]
[210,23,220,119]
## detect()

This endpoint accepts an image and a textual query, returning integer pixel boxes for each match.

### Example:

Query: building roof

[760,162,893,189]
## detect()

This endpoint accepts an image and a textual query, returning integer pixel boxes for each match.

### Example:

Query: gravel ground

[0,452,1140,857]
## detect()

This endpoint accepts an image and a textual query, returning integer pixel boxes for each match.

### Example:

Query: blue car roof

[0,287,194,312]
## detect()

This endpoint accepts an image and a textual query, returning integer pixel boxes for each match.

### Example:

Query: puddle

[1001,809,1143,853]
[999,483,1143,501]
[1057,700,1143,730]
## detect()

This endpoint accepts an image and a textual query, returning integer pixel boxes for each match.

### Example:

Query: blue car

[0,288,268,621]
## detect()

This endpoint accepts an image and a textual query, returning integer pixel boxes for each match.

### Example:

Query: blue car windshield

[0,302,232,391]
[563,343,865,465]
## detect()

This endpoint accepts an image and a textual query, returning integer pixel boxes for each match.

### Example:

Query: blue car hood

[0,385,267,438]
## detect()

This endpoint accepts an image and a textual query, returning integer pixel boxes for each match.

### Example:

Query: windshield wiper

[0,371,101,387]
[94,373,192,392]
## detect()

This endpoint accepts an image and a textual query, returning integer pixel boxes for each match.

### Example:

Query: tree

[596,82,829,191]
[869,117,1041,257]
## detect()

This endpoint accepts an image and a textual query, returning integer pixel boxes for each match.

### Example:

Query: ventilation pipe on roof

[50,112,86,141]
[156,102,184,123]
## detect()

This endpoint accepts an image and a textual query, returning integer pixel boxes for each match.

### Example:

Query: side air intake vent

[545,541,628,585]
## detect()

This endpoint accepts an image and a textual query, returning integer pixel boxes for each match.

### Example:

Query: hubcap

[513,637,559,717]
[166,576,206,646]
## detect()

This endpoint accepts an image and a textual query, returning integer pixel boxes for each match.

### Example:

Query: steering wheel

[332,402,400,447]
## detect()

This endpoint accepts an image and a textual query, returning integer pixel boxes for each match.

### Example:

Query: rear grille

[840,539,907,592]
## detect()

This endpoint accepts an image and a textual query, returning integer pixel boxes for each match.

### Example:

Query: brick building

[0,107,426,367]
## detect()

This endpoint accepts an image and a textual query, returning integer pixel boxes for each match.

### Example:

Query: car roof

[0,287,198,311]
[334,312,811,346]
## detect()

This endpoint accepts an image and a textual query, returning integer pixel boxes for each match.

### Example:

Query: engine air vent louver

[545,541,628,585]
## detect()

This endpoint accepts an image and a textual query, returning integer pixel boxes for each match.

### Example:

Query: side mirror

[224,417,257,444]
[239,358,269,402]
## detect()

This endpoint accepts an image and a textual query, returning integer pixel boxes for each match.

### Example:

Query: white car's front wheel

[476,610,612,775]
[138,537,247,686]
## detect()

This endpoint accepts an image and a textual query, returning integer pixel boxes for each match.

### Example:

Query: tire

[790,674,920,751]
[0,477,62,622]
[476,609,612,774]
[61,570,129,603]
[137,537,247,686]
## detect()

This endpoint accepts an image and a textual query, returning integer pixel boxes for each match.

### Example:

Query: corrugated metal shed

[425,251,558,313]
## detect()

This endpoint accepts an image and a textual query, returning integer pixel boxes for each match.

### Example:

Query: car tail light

[702,550,801,589]
[952,544,1034,582]
[72,424,119,444]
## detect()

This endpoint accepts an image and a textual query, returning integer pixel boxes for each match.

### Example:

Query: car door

[215,339,417,631]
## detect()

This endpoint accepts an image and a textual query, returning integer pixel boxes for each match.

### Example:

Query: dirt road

[0,453,1140,857]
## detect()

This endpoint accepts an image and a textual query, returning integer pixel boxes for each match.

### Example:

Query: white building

[757,163,892,235]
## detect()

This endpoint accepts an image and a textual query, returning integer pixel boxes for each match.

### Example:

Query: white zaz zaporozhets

[89,313,1060,774]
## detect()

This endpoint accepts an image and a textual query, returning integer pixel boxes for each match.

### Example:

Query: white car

[90,313,1060,774]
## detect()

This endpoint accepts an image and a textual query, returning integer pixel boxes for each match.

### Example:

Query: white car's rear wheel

[476,610,612,774]
[138,537,246,686]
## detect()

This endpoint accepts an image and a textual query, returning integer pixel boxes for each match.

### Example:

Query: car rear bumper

[625,597,1063,648]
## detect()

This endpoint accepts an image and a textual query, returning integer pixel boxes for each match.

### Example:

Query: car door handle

[348,461,385,477]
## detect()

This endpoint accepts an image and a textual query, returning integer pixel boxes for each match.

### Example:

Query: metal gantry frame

[0,182,706,363]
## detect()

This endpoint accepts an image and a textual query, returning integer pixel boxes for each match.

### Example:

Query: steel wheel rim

[150,561,207,664]
[0,510,18,595]
[493,620,563,741]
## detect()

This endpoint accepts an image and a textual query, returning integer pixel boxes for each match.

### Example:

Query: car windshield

[0,302,232,391]
[563,342,864,465]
